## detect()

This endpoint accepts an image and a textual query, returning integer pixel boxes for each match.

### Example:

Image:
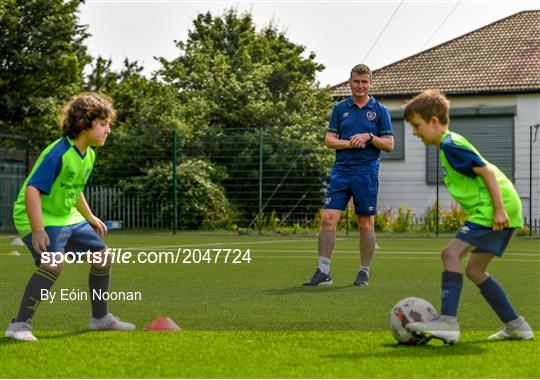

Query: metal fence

[1,125,539,234]
[523,124,540,236]
[0,134,30,233]
[84,186,170,230]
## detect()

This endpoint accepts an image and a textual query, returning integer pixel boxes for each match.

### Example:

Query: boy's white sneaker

[5,319,37,341]
[89,313,135,331]
[488,316,534,341]
[406,316,460,344]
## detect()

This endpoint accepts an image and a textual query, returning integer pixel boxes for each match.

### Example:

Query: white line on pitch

[253,256,540,263]
[120,238,340,250]
[250,249,540,257]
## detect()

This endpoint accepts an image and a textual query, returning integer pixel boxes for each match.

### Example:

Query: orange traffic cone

[145,316,181,332]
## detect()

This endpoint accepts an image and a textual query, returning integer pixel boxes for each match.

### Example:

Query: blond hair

[350,64,372,79]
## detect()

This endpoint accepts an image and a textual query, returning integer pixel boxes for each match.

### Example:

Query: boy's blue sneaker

[303,269,332,286]
[353,270,369,286]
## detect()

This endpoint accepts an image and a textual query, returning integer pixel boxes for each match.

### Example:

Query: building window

[381,119,404,160]
[426,115,515,184]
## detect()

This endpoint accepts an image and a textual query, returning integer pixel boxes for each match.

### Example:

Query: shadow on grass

[265,285,353,295]
[322,341,487,359]
[0,330,94,345]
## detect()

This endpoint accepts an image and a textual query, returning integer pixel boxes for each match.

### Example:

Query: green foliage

[255,209,281,230]
[82,9,335,227]
[515,225,537,236]
[374,208,393,232]
[2,5,336,229]
[157,8,334,222]
[422,201,440,232]
[423,201,468,233]
[440,202,468,232]
[84,58,190,186]
[0,0,90,147]
[120,159,236,229]
[392,205,413,233]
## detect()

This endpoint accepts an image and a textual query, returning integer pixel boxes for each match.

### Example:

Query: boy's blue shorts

[323,172,378,215]
[455,221,514,256]
[22,221,107,267]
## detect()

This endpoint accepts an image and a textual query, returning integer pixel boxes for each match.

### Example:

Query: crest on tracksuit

[366,111,376,121]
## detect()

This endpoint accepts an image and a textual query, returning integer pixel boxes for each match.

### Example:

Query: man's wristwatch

[368,133,375,143]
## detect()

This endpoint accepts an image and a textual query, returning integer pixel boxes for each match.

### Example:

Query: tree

[83,58,237,229]
[157,8,334,225]
[83,57,199,186]
[0,0,90,147]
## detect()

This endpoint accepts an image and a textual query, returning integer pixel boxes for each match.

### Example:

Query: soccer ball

[390,297,438,345]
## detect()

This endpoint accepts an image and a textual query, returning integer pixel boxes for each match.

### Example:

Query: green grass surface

[1,233,539,378]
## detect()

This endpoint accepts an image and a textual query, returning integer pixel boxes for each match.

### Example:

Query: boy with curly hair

[6,93,135,341]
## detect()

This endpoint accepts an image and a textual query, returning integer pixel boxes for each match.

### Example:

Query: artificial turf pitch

[1,233,539,378]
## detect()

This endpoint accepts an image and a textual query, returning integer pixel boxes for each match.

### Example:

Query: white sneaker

[89,313,135,331]
[5,319,37,341]
[488,316,534,340]
[406,316,460,344]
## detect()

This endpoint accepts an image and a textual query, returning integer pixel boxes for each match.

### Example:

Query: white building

[331,10,540,228]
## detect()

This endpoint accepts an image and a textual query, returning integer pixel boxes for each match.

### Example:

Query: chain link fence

[519,124,540,235]
[1,125,538,235]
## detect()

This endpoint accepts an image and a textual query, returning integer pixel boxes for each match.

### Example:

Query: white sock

[318,257,331,274]
[360,265,370,274]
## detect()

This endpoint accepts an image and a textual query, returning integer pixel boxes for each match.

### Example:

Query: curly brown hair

[61,92,117,138]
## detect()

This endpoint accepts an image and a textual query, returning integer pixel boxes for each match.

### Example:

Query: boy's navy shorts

[22,221,107,267]
[323,172,378,215]
[455,221,514,256]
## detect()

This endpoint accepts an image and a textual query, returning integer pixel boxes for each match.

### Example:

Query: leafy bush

[374,208,393,232]
[515,225,536,237]
[392,205,413,233]
[423,201,440,232]
[120,159,236,229]
[440,202,467,232]
[256,209,280,230]
[309,202,469,234]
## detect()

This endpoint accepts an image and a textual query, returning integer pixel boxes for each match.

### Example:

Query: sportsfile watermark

[40,247,252,267]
